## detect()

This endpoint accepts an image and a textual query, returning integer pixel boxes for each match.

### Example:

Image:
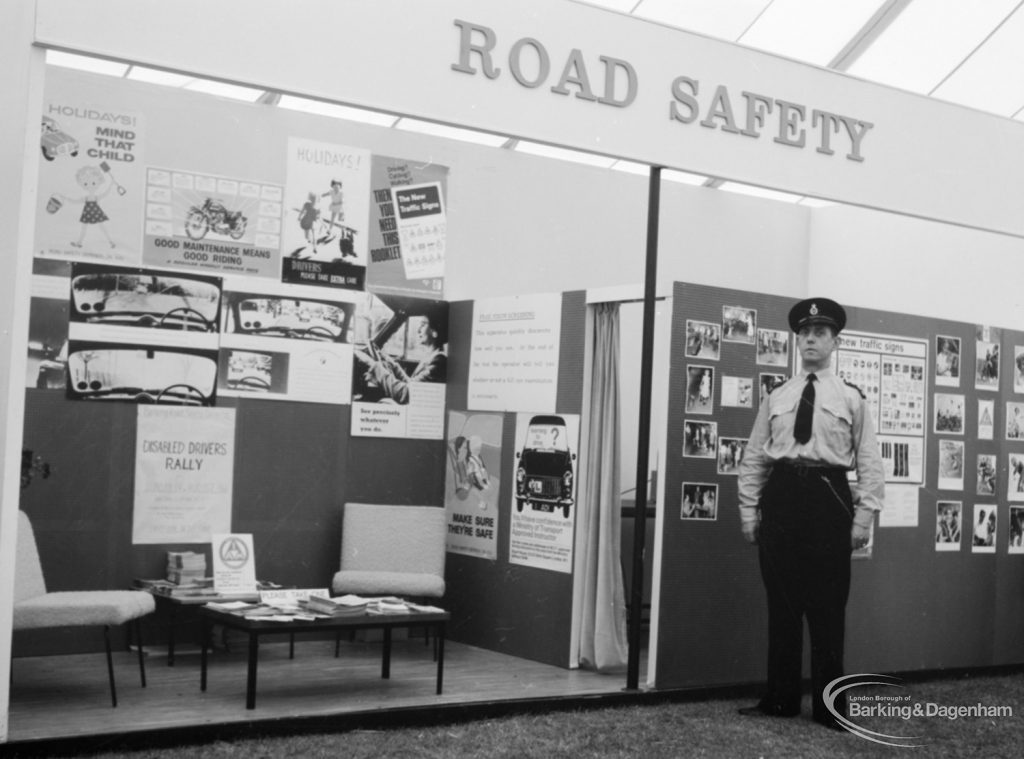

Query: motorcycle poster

[141,166,283,278]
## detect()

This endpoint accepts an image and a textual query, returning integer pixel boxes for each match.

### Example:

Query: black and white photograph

[938,439,964,491]
[681,482,718,521]
[971,504,997,553]
[722,305,756,345]
[935,335,961,386]
[685,365,714,414]
[683,420,717,459]
[755,327,789,366]
[11,4,1024,755]
[935,500,962,551]
[717,437,748,475]
[684,319,721,360]
[65,341,219,406]
[977,454,997,496]
[759,372,786,404]
[934,393,965,434]
[1007,401,1024,440]
[976,334,1000,391]
[1010,506,1024,554]
[1010,453,1024,502]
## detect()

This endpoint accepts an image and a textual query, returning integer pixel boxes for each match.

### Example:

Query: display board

[442,292,586,668]
[655,281,1024,689]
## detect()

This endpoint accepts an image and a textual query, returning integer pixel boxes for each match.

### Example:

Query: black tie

[794,373,816,444]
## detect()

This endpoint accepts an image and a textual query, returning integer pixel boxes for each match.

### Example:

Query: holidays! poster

[282,137,371,290]
[36,94,146,266]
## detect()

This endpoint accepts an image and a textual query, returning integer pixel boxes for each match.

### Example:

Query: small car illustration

[515,415,576,518]
[40,116,79,161]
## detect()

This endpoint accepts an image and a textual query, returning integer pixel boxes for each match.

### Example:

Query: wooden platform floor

[7,635,644,743]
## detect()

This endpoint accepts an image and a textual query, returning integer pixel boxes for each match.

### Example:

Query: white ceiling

[44,0,1024,202]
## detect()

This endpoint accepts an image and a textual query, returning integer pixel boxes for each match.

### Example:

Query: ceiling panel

[632,0,770,41]
[738,0,887,66]
[848,0,1023,96]
[929,3,1024,116]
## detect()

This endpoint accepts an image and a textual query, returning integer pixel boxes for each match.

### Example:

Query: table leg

[435,621,445,695]
[167,601,177,667]
[246,632,259,709]
[200,618,209,692]
[381,627,392,680]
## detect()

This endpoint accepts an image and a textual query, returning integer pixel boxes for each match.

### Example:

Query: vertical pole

[626,166,661,691]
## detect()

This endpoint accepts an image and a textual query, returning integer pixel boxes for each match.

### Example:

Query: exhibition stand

[2,0,1024,746]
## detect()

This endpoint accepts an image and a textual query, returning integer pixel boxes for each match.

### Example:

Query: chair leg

[134,618,148,688]
[103,625,118,708]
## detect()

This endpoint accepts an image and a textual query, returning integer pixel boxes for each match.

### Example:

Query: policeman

[736,297,884,730]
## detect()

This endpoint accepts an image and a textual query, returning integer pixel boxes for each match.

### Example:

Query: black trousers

[757,462,853,721]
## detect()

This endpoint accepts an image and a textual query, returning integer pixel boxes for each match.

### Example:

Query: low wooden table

[198,606,449,709]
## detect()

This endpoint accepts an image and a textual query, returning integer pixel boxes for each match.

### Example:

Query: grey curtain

[578,302,629,672]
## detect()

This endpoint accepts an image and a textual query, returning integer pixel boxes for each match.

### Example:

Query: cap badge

[809,303,818,315]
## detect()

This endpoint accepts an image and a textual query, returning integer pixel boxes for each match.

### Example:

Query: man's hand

[851,523,871,550]
[741,521,759,545]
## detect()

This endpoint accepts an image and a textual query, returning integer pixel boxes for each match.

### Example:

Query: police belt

[772,459,849,478]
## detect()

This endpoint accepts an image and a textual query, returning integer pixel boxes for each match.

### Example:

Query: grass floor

[4,670,1021,758]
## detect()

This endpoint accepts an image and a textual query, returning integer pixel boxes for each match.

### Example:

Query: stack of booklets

[305,594,369,617]
[134,578,215,598]
[372,597,411,614]
[166,550,208,586]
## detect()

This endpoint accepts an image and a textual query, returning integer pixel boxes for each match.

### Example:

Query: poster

[350,292,448,438]
[142,167,282,278]
[26,259,71,389]
[467,293,562,412]
[877,484,919,527]
[133,406,235,544]
[217,277,356,403]
[65,262,222,405]
[366,156,448,299]
[508,412,579,573]
[281,137,370,290]
[835,330,928,484]
[445,410,503,560]
[211,533,258,593]
[35,95,146,266]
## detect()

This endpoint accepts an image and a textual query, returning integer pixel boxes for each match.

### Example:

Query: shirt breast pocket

[768,394,799,442]
[820,399,853,451]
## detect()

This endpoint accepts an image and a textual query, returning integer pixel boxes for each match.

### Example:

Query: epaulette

[843,379,866,399]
